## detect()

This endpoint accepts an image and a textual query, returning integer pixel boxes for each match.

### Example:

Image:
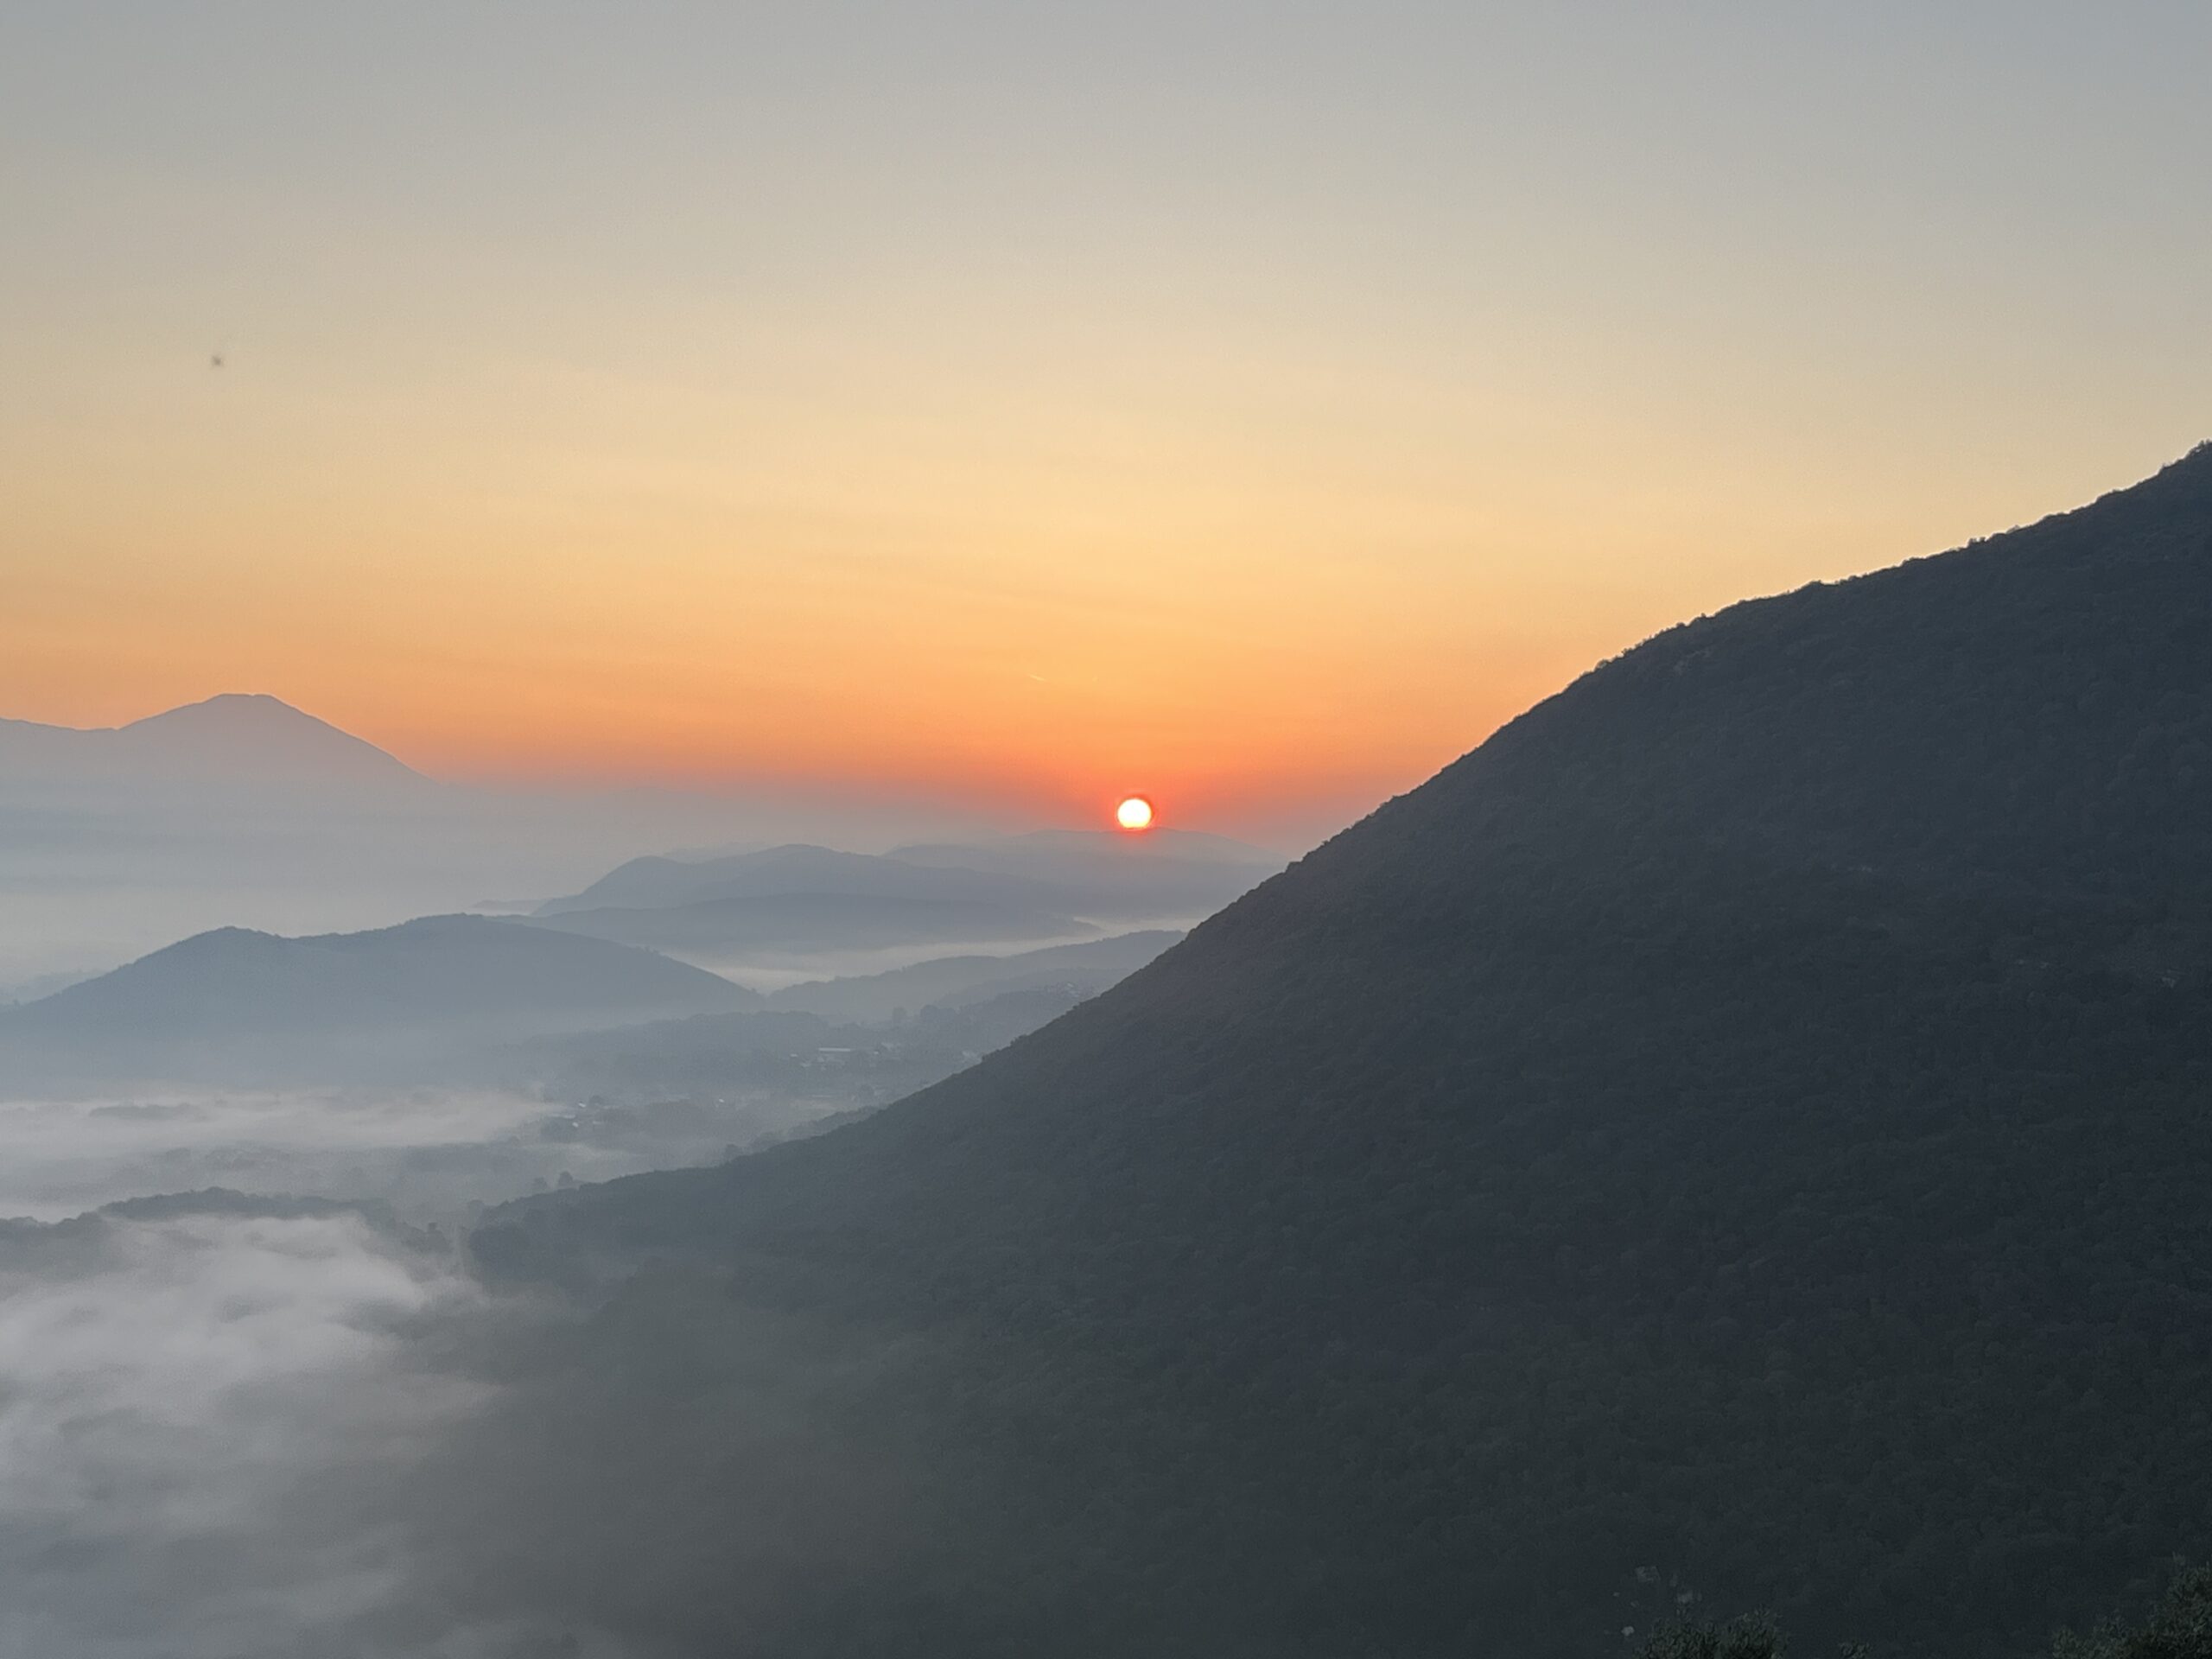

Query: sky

[3,1,2208,842]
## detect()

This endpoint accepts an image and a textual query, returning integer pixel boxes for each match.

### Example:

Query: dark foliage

[2056,1565,2212,1659]
[1667,1563,2212,1659]
[1636,1614,1793,1659]
[465,448,2212,1656]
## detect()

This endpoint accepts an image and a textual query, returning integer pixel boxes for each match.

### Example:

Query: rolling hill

[0,913,753,1088]
[526,842,1135,965]
[533,843,1063,916]
[527,892,1098,958]
[765,930,1183,1024]
[535,834,1283,933]
[463,447,2212,1657]
[885,829,1287,919]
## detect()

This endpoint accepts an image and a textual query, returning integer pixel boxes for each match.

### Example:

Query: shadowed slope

[468,447,2212,1658]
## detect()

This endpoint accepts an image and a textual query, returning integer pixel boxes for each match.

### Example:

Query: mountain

[0,913,753,1088]
[0,693,461,988]
[521,837,1268,972]
[526,842,1137,966]
[461,447,2212,1658]
[527,893,1098,959]
[538,834,1284,926]
[534,843,1063,916]
[887,827,1286,918]
[0,693,427,793]
[0,696,1078,998]
[766,930,1184,1023]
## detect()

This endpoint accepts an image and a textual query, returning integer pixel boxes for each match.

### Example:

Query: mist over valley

[5,453,2211,1651]
[8,9,2212,1651]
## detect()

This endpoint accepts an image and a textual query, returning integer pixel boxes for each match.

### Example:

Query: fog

[0,1047,980,1656]
[0,1020,923,1657]
[0,698,1262,1656]
[0,1198,617,1657]
[0,1073,645,1656]
[0,1090,613,1224]
[655,928,1122,991]
[0,787,1013,1000]
[0,692,1036,996]
[0,935,1173,1655]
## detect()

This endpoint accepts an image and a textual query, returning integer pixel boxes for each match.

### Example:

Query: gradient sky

[3,2,2207,842]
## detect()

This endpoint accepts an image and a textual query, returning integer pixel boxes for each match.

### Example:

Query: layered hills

[524,836,1279,969]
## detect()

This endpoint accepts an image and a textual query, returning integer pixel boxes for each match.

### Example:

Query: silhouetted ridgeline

[466,447,2212,1656]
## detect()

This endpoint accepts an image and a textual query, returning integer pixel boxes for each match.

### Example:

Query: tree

[2055,1565,2212,1659]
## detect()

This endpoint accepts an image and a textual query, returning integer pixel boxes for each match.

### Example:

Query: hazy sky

[3,2,2207,839]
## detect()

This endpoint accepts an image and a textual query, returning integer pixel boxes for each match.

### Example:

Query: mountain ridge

[460,444,2212,1658]
[0,912,753,1088]
[0,692,427,789]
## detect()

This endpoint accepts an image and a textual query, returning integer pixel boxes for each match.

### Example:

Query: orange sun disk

[1116,796,1154,831]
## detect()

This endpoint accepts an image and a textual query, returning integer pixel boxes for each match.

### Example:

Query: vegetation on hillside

[1645,1563,2211,1659]
[461,448,2212,1657]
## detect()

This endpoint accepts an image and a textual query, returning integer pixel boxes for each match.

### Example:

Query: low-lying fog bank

[0,1089,699,1226]
[0,1195,618,1657]
[0,906,1187,1654]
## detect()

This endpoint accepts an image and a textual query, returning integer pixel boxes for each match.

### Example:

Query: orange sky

[3,5,2208,843]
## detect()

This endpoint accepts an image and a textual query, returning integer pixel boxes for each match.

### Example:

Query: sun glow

[1116,796,1155,831]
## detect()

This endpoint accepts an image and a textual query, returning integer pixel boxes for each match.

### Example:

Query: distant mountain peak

[125,692,416,758]
[0,692,427,788]
[149,690,296,715]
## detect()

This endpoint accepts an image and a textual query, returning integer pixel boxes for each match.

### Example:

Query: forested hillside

[467,448,2212,1657]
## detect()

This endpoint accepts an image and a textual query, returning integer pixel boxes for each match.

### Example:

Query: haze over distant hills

[765,931,1183,1024]
[524,836,1280,976]
[529,842,1099,963]
[0,695,1159,992]
[533,843,1053,916]
[529,892,1102,963]
[467,448,2212,1657]
[537,832,1282,922]
[0,692,429,794]
[0,913,753,1089]
[888,828,1285,918]
[0,693,593,989]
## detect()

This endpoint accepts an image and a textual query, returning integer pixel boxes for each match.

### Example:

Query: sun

[1115,795,1154,832]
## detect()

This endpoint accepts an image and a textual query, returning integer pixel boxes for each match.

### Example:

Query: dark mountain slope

[467,448,2212,1658]
[0,914,753,1087]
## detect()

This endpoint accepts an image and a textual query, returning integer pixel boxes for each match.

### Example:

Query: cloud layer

[0,1203,605,1658]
